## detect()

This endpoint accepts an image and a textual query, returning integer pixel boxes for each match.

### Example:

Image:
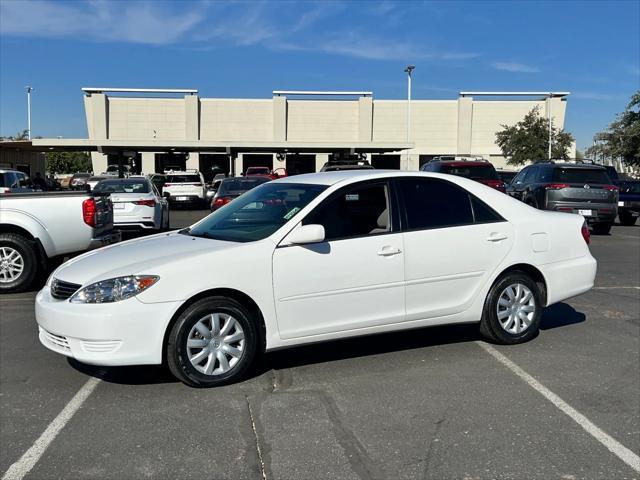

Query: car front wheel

[166,296,259,387]
[480,271,543,345]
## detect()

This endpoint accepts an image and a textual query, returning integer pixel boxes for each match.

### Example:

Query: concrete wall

[83,92,570,173]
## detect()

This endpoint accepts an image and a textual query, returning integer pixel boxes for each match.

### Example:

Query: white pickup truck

[0,192,121,293]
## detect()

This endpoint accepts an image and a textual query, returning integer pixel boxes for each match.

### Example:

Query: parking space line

[593,286,640,290]
[1,377,101,480]
[476,341,640,474]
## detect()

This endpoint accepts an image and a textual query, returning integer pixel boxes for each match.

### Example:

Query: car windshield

[94,180,150,193]
[187,182,327,242]
[440,164,499,180]
[219,177,270,195]
[166,175,201,183]
[552,168,611,184]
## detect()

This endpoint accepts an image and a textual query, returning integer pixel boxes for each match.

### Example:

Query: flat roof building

[34,88,572,179]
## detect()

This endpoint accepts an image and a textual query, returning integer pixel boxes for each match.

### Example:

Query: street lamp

[25,86,33,140]
[404,65,415,169]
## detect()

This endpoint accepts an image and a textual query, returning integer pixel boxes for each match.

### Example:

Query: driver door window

[303,183,391,241]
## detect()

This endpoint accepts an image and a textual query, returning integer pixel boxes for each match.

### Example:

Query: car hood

[52,232,240,286]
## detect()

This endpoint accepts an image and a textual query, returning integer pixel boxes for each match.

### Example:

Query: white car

[36,171,596,387]
[93,177,169,232]
[162,170,206,207]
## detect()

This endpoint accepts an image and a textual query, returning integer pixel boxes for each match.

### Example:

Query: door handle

[377,246,402,256]
[487,233,508,242]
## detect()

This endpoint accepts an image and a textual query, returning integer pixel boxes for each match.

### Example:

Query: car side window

[522,167,537,184]
[399,177,474,230]
[538,167,553,182]
[303,182,390,241]
[5,172,18,188]
[470,195,504,223]
[512,168,528,185]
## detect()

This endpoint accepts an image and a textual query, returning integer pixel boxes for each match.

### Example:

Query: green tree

[495,106,574,166]
[0,129,29,141]
[589,91,640,167]
[45,151,92,174]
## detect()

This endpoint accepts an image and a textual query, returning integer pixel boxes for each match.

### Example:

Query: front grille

[50,278,82,300]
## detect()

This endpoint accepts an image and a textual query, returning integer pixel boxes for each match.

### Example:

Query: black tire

[0,233,39,293]
[619,214,637,227]
[166,296,259,387]
[592,222,612,235]
[479,271,543,345]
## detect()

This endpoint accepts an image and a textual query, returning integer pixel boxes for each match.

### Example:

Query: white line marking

[477,342,640,473]
[2,377,101,480]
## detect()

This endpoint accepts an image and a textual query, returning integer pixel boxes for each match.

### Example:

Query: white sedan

[36,171,596,387]
[93,177,169,232]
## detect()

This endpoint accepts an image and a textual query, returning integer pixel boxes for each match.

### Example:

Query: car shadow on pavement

[539,302,586,330]
[66,302,585,386]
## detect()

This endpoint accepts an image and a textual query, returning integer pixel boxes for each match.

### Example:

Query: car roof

[275,170,478,186]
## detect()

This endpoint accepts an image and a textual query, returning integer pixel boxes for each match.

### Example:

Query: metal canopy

[29,139,412,154]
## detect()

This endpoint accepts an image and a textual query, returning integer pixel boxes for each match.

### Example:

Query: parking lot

[1,207,639,480]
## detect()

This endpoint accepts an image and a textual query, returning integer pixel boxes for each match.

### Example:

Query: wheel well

[494,263,547,305]
[0,224,35,241]
[161,288,267,363]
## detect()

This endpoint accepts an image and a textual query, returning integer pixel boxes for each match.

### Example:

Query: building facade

[42,88,572,178]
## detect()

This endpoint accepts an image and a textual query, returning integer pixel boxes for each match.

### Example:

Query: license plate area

[578,209,593,216]
[176,196,188,201]
[113,203,125,209]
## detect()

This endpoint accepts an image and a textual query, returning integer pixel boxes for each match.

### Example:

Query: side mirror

[285,224,325,245]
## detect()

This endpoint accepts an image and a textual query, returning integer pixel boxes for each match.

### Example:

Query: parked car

[211,176,271,211]
[69,172,93,190]
[421,158,506,192]
[162,170,207,207]
[271,168,288,179]
[104,164,133,176]
[245,166,271,176]
[149,173,167,194]
[36,171,596,387]
[206,178,224,203]
[506,162,618,234]
[86,175,111,191]
[93,177,170,232]
[497,170,518,185]
[320,161,374,172]
[617,180,640,226]
[0,191,120,293]
[0,169,35,193]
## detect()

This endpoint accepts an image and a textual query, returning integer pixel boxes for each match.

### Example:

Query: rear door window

[552,168,610,184]
[398,177,474,230]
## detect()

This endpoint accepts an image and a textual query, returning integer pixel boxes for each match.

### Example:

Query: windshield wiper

[178,227,191,235]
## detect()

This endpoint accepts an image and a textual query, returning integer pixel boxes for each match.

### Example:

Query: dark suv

[420,157,506,192]
[506,162,618,234]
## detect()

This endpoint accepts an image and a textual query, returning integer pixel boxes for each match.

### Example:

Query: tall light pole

[547,93,552,161]
[25,86,33,140]
[404,65,415,170]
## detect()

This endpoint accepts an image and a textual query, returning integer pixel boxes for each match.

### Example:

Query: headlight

[70,275,159,304]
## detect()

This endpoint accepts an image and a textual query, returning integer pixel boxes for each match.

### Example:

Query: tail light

[213,197,232,208]
[545,183,570,190]
[82,198,96,227]
[134,199,156,207]
[603,185,619,191]
[581,221,590,245]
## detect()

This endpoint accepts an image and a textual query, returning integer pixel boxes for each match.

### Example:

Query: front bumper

[35,286,181,366]
[88,230,122,250]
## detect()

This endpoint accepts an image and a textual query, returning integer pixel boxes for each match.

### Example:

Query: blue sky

[0,0,638,151]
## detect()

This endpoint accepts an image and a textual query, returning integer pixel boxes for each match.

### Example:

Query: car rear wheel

[166,296,258,387]
[0,233,38,293]
[480,271,542,345]
[619,214,637,227]
[592,222,612,235]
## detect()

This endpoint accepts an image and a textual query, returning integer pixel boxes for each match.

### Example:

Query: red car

[420,157,506,193]
[245,167,288,180]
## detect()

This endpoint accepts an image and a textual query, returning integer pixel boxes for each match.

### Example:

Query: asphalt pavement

[1,207,638,480]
